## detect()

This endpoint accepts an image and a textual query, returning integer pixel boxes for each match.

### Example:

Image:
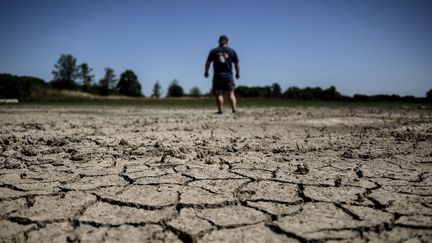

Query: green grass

[0,89,430,109]
[2,96,431,110]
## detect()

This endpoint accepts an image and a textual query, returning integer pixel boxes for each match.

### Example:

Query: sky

[0,0,431,97]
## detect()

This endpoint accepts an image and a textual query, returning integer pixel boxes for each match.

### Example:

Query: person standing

[204,35,240,114]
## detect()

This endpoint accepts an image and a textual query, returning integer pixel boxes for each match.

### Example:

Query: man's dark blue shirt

[207,46,239,78]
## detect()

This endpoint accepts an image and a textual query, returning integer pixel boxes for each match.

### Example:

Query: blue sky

[1,0,431,97]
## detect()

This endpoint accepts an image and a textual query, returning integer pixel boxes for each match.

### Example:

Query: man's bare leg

[215,90,224,114]
[229,91,237,113]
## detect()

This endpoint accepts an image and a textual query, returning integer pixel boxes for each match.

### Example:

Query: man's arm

[204,61,211,78]
[205,50,213,78]
[235,62,240,79]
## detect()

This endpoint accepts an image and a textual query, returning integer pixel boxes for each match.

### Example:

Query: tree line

[235,84,344,100]
[1,53,431,102]
[50,54,142,97]
[48,54,202,98]
[235,84,431,102]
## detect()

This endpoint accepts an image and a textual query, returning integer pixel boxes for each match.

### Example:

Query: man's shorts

[212,75,235,94]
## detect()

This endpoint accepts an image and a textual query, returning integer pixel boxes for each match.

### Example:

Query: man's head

[219,35,228,46]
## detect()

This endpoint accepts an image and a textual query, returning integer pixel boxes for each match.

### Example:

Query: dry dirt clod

[293,164,309,175]
[22,147,37,156]
[119,138,129,146]
[341,149,355,159]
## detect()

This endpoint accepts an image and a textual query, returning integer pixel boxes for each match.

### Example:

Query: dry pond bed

[0,105,431,242]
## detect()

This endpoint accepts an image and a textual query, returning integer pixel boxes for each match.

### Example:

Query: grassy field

[10,99,432,110]
[1,90,430,109]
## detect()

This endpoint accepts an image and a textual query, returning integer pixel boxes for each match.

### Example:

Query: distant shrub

[190,86,201,97]
[167,79,184,97]
[0,73,47,100]
[427,89,432,102]
[235,85,272,98]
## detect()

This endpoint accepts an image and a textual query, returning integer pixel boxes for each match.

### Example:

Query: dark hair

[219,35,228,44]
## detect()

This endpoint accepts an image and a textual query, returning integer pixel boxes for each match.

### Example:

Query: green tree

[271,83,282,98]
[427,89,432,102]
[283,86,301,99]
[117,70,143,96]
[321,86,342,100]
[99,68,117,96]
[151,80,162,98]
[190,86,201,97]
[108,70,118,90]
[78,63,94,92]
[51,54,79,89]
[167,79,184,97]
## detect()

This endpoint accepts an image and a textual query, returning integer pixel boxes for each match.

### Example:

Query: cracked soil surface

[0,105,431,242]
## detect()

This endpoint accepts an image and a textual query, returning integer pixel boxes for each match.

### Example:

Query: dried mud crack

[1,106,431,242]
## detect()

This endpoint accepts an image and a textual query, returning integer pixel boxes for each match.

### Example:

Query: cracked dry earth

[0,105,431,243]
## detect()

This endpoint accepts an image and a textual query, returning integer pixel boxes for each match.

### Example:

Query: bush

[0,73,47,100]
[167,79,184,97]
[427,89,432,102]
[190,87,201,97]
